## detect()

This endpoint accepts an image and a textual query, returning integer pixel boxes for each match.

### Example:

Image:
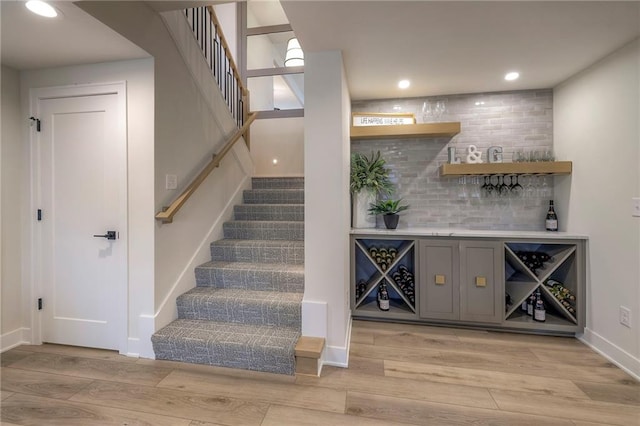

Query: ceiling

[2,1,638,101]
[0,1,150,70]
[281,1,640,100]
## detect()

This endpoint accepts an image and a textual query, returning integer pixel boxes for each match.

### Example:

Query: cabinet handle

[475,276,487,287]
[435,274,446,285]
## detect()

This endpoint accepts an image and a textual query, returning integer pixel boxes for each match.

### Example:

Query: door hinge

[37,209,42,221]
[37,298,43,310]
[29,116,41,132]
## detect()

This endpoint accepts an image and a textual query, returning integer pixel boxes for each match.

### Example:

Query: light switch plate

[475,276,487,287]
[632,197,640,217]
[166,174,177,190]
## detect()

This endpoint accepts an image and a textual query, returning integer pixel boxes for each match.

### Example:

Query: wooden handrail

[155,112,257,224]
[207,5,247,98]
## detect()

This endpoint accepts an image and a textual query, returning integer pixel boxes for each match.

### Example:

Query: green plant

[350,151,393,195]
[368,199,410,216]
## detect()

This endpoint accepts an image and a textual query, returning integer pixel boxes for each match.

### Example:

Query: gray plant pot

[383,214,399,229]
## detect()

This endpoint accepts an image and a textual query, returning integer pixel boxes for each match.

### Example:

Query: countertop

[350,227,589,240]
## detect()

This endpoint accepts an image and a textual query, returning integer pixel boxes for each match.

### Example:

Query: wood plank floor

[1,320,638,425]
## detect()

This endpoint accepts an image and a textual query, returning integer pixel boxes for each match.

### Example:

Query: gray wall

[352,89,554,230]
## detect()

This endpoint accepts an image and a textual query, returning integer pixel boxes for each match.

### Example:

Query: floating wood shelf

[440,161,572,176]
[350,122,461,140]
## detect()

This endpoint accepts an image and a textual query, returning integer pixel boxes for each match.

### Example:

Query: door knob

[93,231,117,240]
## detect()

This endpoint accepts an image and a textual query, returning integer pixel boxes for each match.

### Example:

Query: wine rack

[352,238,417,320]
[504,241,581,332]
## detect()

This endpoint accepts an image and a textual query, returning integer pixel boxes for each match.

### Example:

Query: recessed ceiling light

[272,158,278,165]
[26,1,58,18]
[504,72,520,81]
[393,105,402,110]
[398,80,410,89]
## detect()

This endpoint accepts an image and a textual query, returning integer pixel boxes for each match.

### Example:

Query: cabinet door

[419,240,459,320]
[460,241,503,323]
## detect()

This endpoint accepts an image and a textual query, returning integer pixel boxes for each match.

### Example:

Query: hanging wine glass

[510,175,523,197]
[499,175,510,198]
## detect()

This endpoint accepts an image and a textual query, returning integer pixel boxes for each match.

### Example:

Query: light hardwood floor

[1,320,639,425]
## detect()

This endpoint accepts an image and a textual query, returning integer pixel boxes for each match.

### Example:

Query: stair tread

[225,220,303,225]
[211,239,304,247]
[154,319,300,338]
[181,287,303,303]
[198,261,304,273]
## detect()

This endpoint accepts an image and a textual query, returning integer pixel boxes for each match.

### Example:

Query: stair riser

[177,296,301,329]
[223,223,304,241]
[252,177,304,190]
[152,338,295,375]
[243,190,304,205]
[211,244,304,264]
[234,205,304,222]
[196,267,304,293]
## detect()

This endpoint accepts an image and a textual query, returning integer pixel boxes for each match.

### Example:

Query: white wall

[1,65,26,349]
[213,3,237,63]
[251,117,304,176]
[554,39,640,378]
[303,50,352,367]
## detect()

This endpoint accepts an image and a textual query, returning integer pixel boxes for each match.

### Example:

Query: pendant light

[284,38,304,67]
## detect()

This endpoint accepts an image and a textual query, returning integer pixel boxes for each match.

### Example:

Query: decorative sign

[466,145,483,164]
[447,147,461,164]
[488,146,504,163]
[352,113,415,127]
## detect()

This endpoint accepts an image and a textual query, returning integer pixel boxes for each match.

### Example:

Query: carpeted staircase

[152,177,304,375]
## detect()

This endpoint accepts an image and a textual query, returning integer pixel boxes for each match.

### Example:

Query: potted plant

[368,199,409,230]
[350,151,393,228]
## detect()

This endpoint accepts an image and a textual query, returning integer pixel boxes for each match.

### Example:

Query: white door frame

[29,82,128,353]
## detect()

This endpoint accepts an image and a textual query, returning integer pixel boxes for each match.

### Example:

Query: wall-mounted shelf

[440,161,572,176]
[350,122,461,140]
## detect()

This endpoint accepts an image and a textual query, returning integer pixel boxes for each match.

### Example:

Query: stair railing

[184,6,251,145]
[155,112,257,224]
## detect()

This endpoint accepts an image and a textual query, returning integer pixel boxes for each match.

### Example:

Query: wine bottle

[534,290,546,322]
[521,298,528,312]
[527,292,535,316]
[546,200,558,231]
[378,283,390,311]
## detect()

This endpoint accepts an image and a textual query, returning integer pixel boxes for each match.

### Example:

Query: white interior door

[36,84,127,351]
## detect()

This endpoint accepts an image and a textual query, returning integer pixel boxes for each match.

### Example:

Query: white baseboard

[137,314,157,359]
[322,316,352,369]
[1,328,31,352]
[579,328,640,381]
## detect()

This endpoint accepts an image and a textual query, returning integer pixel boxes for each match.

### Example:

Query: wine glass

[457,176,468,199]
[422,101,433,122]
[510,175,523,197]
[434,100,447,120]
[499,175,510,198]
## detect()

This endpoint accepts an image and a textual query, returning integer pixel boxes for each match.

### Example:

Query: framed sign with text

[352,112,416,127]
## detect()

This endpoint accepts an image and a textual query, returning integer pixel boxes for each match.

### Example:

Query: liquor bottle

[378,283,390,311]
[534,290,546,322]
[546,200,558,231]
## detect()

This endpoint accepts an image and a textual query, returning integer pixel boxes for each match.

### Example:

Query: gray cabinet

[419,240,459,320]
[419,240,502,324]
[351,232,585,335]
[459,241,503,323]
